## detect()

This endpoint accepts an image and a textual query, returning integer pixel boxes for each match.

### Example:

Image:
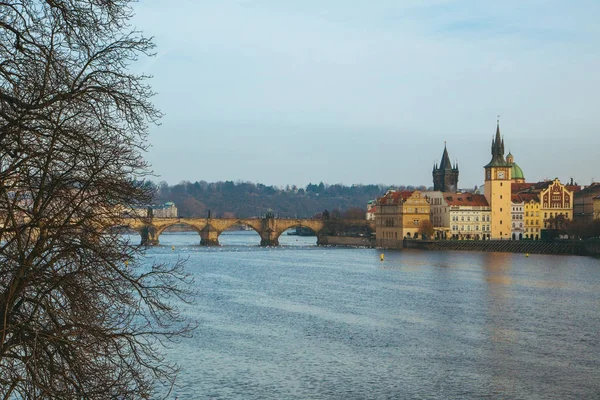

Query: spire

[485,117,509,167]
[495,120,502,155]
[439,143,452,170]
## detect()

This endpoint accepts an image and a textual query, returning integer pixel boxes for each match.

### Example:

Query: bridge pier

[260,229,279,246]
[316,233,327,246]
[200,224,220,246]
[140,226,159,246]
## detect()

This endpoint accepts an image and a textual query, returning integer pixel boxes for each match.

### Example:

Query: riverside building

[375,190,431,247]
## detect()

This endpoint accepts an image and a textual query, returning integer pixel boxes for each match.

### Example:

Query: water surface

[140,231,600,399]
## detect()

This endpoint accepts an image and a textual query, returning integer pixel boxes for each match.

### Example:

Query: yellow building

[512,178,575,235]
[520,194,542,240]
[537,178,574,228]
[483,121,512,240]
[594,196,600,220]
[375,190,431,247]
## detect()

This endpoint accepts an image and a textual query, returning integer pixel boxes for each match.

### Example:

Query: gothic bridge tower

[432,142,459,192]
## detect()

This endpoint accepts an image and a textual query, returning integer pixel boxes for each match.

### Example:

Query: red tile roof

[516,193,540,203]
[378,190,414,205]
[511,182,535,193]
[444,193,489,207]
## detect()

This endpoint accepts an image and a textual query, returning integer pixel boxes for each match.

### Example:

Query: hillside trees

[154,181,388,218]
[0,1,191,398]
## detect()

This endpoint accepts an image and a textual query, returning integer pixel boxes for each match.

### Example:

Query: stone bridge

[120,217,375,246]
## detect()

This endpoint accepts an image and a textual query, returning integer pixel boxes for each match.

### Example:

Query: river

[138,231,600,399]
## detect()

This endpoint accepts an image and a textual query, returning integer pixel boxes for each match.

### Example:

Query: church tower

[484,120,512,240]
[432,143,459,192]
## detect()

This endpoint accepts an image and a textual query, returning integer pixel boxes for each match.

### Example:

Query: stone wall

[320,236,375,247]
[402,239,584,255]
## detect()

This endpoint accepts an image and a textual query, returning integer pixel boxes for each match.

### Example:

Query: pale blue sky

[133,0,600,188]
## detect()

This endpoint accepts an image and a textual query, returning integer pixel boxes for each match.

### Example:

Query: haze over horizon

[133,1,600,189]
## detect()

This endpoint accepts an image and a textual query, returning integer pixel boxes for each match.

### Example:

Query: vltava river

[140,231,600,399]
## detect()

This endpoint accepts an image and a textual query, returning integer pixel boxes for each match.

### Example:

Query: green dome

[511,163,525,180]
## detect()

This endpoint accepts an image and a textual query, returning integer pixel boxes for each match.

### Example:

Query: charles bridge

[121,215,375,246]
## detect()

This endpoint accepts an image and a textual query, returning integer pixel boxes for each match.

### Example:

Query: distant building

[151,202,178,218]
[511,195,525,240]
[375,190,431,247]
[574,182,600,223]
[366,200,377,221]
[432,143,459,192]
[131,202,178,218]
[510,178,578,238]
[519,193,541,240]
[426,191,491,240]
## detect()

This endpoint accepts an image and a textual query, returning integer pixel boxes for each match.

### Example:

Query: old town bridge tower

[432,143,459,192]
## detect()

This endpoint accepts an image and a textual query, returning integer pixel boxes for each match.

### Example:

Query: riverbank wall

[400,239,596,256]
[320,236,375,247]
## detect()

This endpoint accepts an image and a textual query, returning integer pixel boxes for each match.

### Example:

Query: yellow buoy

[525,253,529,257]
[172,246,175,251]
[380,253,384,261]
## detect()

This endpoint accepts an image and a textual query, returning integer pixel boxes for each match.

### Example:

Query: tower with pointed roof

[484,120,512,240]
[432,143,459,192]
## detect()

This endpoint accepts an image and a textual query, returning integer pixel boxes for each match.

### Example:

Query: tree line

[147,180,433,218]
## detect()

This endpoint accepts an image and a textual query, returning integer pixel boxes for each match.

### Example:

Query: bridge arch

[216,219,262,235]
[154,221,206,245]
[103,224,146,245]
[271,220,325,246]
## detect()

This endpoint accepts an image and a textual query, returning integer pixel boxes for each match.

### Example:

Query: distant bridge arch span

[120,217,374,246]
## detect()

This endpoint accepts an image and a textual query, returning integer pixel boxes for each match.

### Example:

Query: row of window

[525,228,540,233]
[382,231,398,239]
[525,220,540,226]
[451,225,490,232]
[451,215,491,222]
[544,203,569,208]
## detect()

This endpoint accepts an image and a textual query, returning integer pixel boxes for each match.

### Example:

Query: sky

[132,0,600,189]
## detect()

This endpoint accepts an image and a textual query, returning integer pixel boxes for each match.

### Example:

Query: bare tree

[0,1,192,398]
[418,220,434,239]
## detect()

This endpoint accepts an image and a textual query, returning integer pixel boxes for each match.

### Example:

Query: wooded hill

[149,180,432,218]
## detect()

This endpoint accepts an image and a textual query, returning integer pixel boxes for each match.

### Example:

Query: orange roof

[444,193,489,207]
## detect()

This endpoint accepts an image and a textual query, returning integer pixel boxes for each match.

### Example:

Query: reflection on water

[142,233,600,399]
